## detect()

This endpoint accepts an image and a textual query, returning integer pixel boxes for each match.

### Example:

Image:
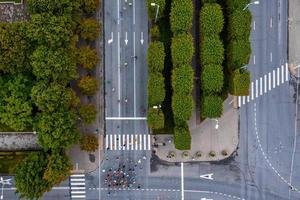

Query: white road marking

[268,72,271,91]
[251,82,254,100]
[253,55,256,65]
[270,52,273,62]
[106,117,147,120]
[199,173,214,180]
[140,32,144,44]
[118,134,121,150]
[181,162,184,200]
[71,179,85,182]
[133,31,136,117]
[281,65,284,83]
[71,191,86,194]
[238,96,241,107]
[286,63,289,81]
[256,79,258,98]
[135,134,138,150]
[148,135,151,150]
[277,67,280,86]
[118,0,120,24]
[133,0,135,25]
[114,134,117,150]
[270,17,273,28]
[118,32,121,117]
[108,32,113,44]
[110,134,113,150]
[242,96,245,105]
[105,135,108,149]
[253,20,256,30]
[71,182,85,186]
[273,70,276,88]
[131,135,134,150]
[144,134,147,150]
[247,95,250,102]
[126,134,129,150]
[260,77,263,95]
[264,74,267,93]
[125,32,128,45]
[122,134,125,150]
[71,174,85,178]
[72,195,86,198]
[139,134,142,150]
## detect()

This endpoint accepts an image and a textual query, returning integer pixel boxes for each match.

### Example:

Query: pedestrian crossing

[70,174,86,199]
[238,64,289,107]
[105,134,152,150]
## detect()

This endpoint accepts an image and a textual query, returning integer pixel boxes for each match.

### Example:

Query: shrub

[227,39,251,70]
[170,0,193,34]
[172,93,193,124]
[200,3,224,36]
[201,95,223,118]
[229,10,252,40]
[201,64,224,94]
[171,33,194,67]
[229,69,250,96]
[146,0,166,20]
[77,46,98,70]
[200,36,224,66]
[80,134,99,152]
[148,73,165,106]
[172,65,194,95]
[147,41,165,73]
[150,25,160,40]
[79,18,101,41]
[231,0,251,10]
[79,103,97,124]
[78,76,99,96]
[83,0,100,14]
[174,124,191,150]
[147,108,164,129]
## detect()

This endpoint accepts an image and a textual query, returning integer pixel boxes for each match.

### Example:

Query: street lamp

[150,3,160,23]
[212,119,219,130]
[243,1,259,10]
[152,105,161,109]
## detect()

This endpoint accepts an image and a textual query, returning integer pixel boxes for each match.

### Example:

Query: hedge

[229,69,250,96]
[146,0,166,20]
[227,39,251,70]
[172,65,194,95]
[201,95,223,118]
[170,0,193,34]
[200,36,224,66]
[172,93,194,125]
[147,108,165,130]
[229,10,252,40]
[148,73,165,106]
[201,64,224,94]
[229,0,251,11]
[200,3,224,36]
[174,123,191,150]
[171,33,194,67]
[147,41,165,73]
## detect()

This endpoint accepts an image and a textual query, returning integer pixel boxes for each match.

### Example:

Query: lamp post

[152,105,161,109]
[243,1,259,10]
[150,3,160,23]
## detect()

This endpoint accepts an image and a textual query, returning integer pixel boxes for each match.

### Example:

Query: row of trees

[200,3,224,118]
[170,0,194,150]
[227,0,252,95]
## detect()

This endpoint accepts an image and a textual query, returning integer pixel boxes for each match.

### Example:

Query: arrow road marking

[125,32,128,45]
[200,173,214,180]
[108,32,113,44]
[140,32,144,44]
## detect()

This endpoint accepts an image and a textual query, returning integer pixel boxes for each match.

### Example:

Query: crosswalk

[238,64,289,107]
[70,174,86,199]
[105,134,152,150]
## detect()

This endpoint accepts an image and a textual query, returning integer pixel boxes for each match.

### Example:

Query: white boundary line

[117,0,120,24]
[181,162,184,200]
[133,31,136,117]
[133,0,136,25]
[106,117,147,120]
[118,32,121,117]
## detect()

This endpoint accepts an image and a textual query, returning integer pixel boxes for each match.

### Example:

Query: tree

[148,73,165,106]
[174,123,191,150]
[146,0,166,20]
[77,46,99,70]
[201,95,223,118]
[31,82,74,112]
[82,0,100,14]
[170,0,193,34]
[172,93,193,125]
[200,3,224,36]
[80,134,99,152]
[172,65,194,95]
[147,41,165,73]
[147,108,164,130]
[27,0,74,16]
[78,76,99,96]
[79,104,97,124]
[15,152,51,200]
[30,45,78,82]
[79,18,101,41]
[35,108,80,149]
[171,33,194,67]
[200,36,224,66]
[201,64,224,94]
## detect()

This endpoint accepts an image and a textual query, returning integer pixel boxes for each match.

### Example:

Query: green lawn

[0,151,30,174]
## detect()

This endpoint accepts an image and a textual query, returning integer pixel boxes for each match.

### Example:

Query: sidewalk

[155,96,239,162]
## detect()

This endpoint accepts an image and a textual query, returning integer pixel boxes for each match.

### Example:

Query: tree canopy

[171,33,194,67]
[78,76,99,96]
[79,104,97,124]
[170,0,193,34]
[77,46,99,70]
[79,18,100,41]
[147,41,165,73]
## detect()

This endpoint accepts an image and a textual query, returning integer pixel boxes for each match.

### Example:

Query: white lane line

[270,17,273,28]
[181,162,184,200]
[273,70,276,88]
[147,135,151,150]
[277,67,280,86]
[260,77,263,95]
[114,135,117,151]
[131,135,134,150]
[238,96,241,107]
[242,96,245,105]
[268,72,271,91]
[110,135,113,150]
[281,65,284,83]
[253,20,256,30]
[144,134,147,150]
[264,75,267,93]
[118,134,121,150]
[256,79,258,98]
[117,0,120,24]
[105,135,108,149]
[125,32,128,45]
[133,0,135,25]
[106,117,147,120]
[270,52,273,62]
[118,32,121,117]
[133,31,136,117]
[251,82,254,100]
[253,55,256,65]
[126,134,129,150]
[286,63,289,81]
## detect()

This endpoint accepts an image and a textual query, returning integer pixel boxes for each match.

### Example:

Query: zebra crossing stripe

[247,95,250,102]
[242,96,245,105]
[286,63,289,81]
[273,70,276,88]
[144,134,147,150]
[126,134,130,150]
[110,135,113,150]
[131,135,134,150]
[268,72,271,91]
[277,68,280,86]
[72,195,86,199]
[260,77,263,95]
[238,96,241,107]
[71,174,85,178]
[105,135,108,149]
[71,191,86,194]
[264,74,267,93]
[251,82,254,100]
[148,135,151,150]
[71,178,85,182]
[281,65,284,84]
[256,79,258,98]
[135,135,138,150]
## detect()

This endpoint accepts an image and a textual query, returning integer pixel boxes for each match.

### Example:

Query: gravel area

[0,0,29,22]
[0,133,41,151]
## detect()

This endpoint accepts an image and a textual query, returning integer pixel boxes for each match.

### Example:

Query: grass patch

[0,151,31,174]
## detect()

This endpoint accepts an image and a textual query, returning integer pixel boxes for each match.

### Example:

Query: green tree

[146,0,166,20]
[30,46,78,82]
[200,36,224,66]
[79,104,97,124]
[171,33,194,67]
[78,76,99,96]
[35,108,80,149]
[147,108,164,130]
[172,65,194,95]
[147,41,165,73]
[79,18,101,41]
[27,0,74,16]
[31,82,74,112]
[201,95,223,118]
[174,123,191,150]
[200,3,224,36]
[77,46,99,70]
[82,0,100,13]
[148,73,165,106]
[170,0,193,34]
[172,93,193,125]
[80,134,99,152]
[201,64,224,94]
